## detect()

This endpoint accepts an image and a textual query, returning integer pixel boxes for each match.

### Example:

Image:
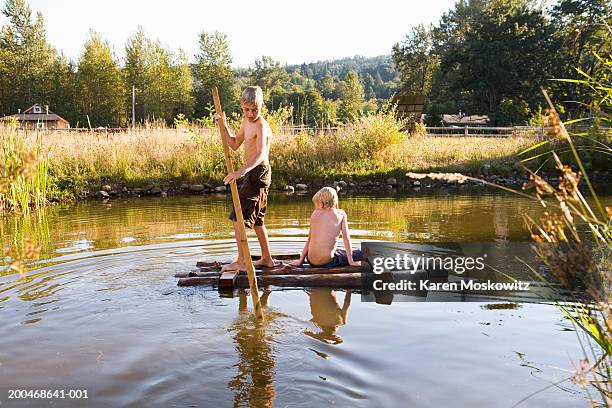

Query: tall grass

[407,87,611,405]
[3,108,538,198]
[0,120,50,213]
[523,90,610,406]
[0,119,44,276]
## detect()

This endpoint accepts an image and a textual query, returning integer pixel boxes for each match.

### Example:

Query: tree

[76,32,125,126]
[303,88,324,126]
[549,0,612,117]
[551,0,611,70]
[249,56,289,99]
[361,72,377,100]
[338,70,364,122]
[194,31,237,116]
[124,28,194,124]
[0,0,55,114]
[124,27,148,122]
[47,54,77,124]
[173,49,195,118]
[427,0,558,125]
[143,40,176,122]
[322,99,337,126]
[286,86,305,125]
[392,24,439,95]
[319,75,335,99]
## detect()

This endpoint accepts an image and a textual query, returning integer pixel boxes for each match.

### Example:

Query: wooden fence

[426,125,611,138]
[426,126,539,137]
[22,125,612,138]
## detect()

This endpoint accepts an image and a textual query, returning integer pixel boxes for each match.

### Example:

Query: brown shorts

[229,164,271,228]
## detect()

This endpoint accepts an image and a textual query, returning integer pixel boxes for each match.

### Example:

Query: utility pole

[132,85,136,128]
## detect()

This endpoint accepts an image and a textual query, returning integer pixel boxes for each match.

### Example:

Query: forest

[0,0,609,127]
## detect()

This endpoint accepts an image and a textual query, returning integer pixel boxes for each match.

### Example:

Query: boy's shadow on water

[225,287,352,407]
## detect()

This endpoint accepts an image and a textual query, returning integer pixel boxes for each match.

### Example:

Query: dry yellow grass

[385,135,533,172]
[8,117,537,197]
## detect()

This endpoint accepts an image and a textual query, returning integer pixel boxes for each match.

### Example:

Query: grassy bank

[4,110,606,202]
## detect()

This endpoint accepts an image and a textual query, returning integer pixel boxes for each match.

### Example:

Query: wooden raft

[177,254,364,289]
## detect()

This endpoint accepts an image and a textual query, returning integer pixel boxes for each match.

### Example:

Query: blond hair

[312,187,338,209]
[241,86,264,107]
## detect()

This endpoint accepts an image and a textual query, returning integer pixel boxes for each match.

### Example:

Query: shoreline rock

[83,170,611,201]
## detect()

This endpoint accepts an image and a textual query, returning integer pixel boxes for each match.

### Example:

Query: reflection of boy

[290,187,362,268]
[214,86,275,271]
[305,289,352,344]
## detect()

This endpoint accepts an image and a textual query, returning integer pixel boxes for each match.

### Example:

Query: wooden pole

[132,85,136,128]
[211,87,264,320]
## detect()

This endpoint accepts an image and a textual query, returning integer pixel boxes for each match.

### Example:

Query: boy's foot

[253,258,277,268]
[221,260,246,272]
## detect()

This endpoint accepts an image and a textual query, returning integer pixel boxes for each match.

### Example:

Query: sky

[0,0,457,67]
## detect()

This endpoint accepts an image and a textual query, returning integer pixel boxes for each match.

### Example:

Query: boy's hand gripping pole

[212,87,264,320]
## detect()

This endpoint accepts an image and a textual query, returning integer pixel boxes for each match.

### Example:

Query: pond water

[0,191,596,407]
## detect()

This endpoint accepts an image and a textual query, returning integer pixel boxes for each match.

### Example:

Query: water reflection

[228,289,278,408]
[227,287,354,407]
[305,289,351,345]
[0,193,599,407]
[0,192,550,267]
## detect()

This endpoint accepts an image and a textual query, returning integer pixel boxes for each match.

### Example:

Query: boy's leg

[253,224,275,267]
[221,220,247,272]
[331,249,361,267]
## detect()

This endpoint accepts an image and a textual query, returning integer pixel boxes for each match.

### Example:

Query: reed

[407,90,611,406]
[0,120,50,213]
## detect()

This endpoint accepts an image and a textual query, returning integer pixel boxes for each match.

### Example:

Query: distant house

[442,114,490,127]
[0,104,70,129]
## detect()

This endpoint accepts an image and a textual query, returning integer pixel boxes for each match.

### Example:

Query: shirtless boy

[289,187,362,268]
[214,86,275,271]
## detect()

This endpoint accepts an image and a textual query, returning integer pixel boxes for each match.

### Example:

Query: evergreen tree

[319,75,335,99]
[249,56,289,99]
[361,72,377,100]
[549,0,612,117]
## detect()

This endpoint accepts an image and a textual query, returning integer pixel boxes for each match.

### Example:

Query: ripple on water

[0,194,595,407]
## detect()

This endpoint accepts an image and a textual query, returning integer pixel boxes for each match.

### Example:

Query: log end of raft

[177,276,218,287]
[219,271,238,289]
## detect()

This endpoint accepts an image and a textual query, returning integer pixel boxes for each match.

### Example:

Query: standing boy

[214,86,275,271]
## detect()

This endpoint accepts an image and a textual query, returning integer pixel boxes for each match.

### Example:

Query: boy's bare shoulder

[335,208,347,218]
[310,209,323,219]
[261,118,272,134]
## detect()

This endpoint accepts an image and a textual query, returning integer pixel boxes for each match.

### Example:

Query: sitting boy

[289,187,362,268]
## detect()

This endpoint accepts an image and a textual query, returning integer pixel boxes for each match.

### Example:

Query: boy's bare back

[307,208,346,265]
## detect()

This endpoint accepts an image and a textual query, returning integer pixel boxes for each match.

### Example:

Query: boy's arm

[340,211,361,267]
[290,215,313,267]
[214,114,245,151]
[340,290,352,323]
[289,238,309,267]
